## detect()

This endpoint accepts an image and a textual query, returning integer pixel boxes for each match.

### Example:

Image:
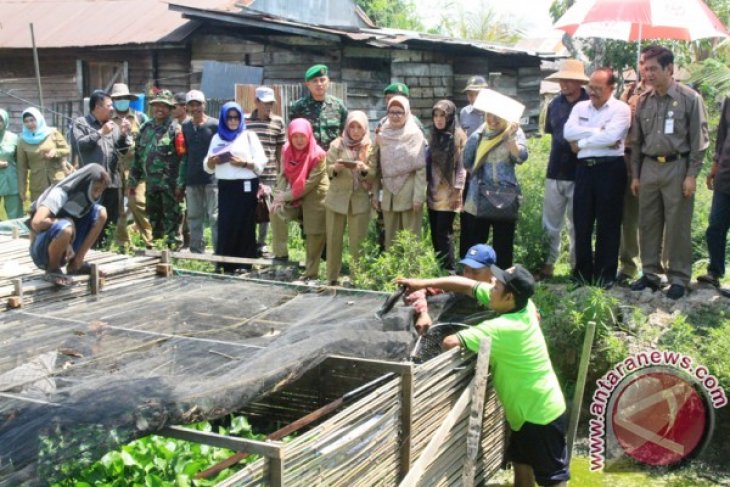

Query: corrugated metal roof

[170,2,556,59]
[0,0,235,49]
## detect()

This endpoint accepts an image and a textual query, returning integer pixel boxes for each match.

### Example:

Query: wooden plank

[269,455,284,487]
[327,355,414,374]
[462,338,492,487]
[399,364,414,481]
[144,249,286,267]
[158,426,284,459]
[398,377,475,487]
[567,321,596,462]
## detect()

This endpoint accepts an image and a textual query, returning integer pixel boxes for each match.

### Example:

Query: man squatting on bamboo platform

[398,265,569,487]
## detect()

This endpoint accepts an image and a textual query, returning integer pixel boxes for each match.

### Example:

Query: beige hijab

[377,96,426,195]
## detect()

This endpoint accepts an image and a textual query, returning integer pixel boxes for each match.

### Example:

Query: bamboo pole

[462,338,492,486]
[30,23,44,109]
[567,320,596,463]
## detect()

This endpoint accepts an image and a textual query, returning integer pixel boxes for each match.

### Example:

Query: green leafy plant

[351,229,442,291]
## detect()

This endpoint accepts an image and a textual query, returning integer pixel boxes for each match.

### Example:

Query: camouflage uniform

[289,93,347,151]
[128,115,182,248]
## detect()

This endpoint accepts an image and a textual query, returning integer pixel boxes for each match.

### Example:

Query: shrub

[351,229,442,291]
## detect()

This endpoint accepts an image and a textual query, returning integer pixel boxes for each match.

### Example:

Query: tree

[355,0,425,30]
[430,0,526,44]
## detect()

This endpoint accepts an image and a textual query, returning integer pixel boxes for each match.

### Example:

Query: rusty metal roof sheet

[170,2,554,59]
[0,0,234,49]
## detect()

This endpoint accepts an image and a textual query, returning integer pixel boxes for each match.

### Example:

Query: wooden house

[0,0,550,133]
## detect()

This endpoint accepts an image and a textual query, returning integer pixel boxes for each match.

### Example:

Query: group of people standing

[540,44,718,299]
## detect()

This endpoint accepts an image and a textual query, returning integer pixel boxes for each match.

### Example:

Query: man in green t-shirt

[398,264,569,487]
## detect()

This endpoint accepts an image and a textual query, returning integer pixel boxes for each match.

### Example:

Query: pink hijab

[282,118,326,200]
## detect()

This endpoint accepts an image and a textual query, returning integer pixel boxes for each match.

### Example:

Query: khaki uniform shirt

[369,145,428,212]
[324,138,376,215]
[17,130,71,201]
[630,82,709,179]
[276,156,329,234]
[111,110,144,172]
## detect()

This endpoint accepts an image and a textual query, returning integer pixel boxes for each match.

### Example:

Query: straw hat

[545,59,589,84]
[109,83,139,101]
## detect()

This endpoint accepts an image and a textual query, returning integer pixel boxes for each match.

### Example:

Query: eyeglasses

[387,110,406,117]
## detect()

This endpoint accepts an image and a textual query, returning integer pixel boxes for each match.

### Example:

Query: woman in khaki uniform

[17,107,71,203]
[271,118,329,279]
[371,96,427,250]
[324,111,376,284]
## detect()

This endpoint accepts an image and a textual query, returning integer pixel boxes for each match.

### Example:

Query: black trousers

[96,186,120,247]
[572,157,626,285]
[459,212,516,269]
[216,178,259,273]
[429,209,456,270]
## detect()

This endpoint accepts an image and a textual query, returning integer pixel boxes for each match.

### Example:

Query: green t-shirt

[456,283,566,431]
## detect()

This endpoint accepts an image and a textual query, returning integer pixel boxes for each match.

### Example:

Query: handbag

[255,184,272,223]
[474,157,521,221]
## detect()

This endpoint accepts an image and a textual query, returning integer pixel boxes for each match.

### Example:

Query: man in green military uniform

[128,89,183,249]
[289,64,348,151]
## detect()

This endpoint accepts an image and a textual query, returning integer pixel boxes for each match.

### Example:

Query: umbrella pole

[636,22,643,75]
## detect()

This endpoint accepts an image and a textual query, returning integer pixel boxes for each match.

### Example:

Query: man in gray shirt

[458,76,488,137]
[71,90,131,244]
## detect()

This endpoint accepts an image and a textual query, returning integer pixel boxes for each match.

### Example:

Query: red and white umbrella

[554,0,729,42]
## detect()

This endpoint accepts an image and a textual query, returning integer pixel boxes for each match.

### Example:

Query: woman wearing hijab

[428,100,467,271]
[270,118,329,280]
[460,110,528,269]
[29,163,110,285]
[204,102,267,274]
[371,95,427,250]
[17,107,71,204]
[0,109,22,219]
[324,111,376,284]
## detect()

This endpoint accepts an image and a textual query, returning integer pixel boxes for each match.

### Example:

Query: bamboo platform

[0,235,161,309]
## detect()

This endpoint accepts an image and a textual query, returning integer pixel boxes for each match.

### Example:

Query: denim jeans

[706,189,730,277]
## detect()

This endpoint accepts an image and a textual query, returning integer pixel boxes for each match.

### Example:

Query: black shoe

[666,284,685,300]
[615,272,632,287]
[630,276,659,292]
[599,280,615,290]
[697,273,720,288]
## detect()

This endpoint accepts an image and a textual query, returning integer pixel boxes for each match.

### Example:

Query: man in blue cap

[289,64,347,151]
[400,243,497,334]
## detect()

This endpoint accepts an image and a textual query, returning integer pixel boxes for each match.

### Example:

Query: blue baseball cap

[459,244,497,269]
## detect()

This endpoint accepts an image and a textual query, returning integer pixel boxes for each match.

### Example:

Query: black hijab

[32,163,110,219]
[429,100,458,184]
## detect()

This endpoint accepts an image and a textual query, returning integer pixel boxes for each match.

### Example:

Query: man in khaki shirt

[629,45,709,299]
[110,83,153,247]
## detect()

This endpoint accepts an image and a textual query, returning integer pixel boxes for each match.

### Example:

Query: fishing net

[0,274,416,485]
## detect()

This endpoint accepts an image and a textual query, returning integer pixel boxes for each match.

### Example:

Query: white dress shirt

[563,97,631,159]
[203,131,268,180]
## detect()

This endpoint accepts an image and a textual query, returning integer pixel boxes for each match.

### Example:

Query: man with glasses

[289,64,348,151]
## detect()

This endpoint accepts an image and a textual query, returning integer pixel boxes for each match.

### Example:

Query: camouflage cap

[305,64,328,82]
[149,89,175,107]
[383,82,410,97]
[463,76,488,92]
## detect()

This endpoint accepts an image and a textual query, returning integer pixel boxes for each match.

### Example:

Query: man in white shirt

[564,68,631,288]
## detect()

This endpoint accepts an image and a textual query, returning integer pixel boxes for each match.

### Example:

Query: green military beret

[383,82,410,96]
[305,64,329,82]
[149,89,175,107]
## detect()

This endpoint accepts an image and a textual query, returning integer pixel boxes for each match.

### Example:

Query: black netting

[0,275,416,485]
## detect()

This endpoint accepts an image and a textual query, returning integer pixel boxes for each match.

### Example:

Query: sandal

[43,272,73,287]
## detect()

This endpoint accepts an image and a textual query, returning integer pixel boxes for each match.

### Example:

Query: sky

[418,0,559,38]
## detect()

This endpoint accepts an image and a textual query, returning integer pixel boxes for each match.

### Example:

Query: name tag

[664,118,674,134]
[243,180,252,193]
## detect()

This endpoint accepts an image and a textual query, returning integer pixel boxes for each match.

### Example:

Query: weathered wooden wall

[188,29,544,132]
[0,45,190,132]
